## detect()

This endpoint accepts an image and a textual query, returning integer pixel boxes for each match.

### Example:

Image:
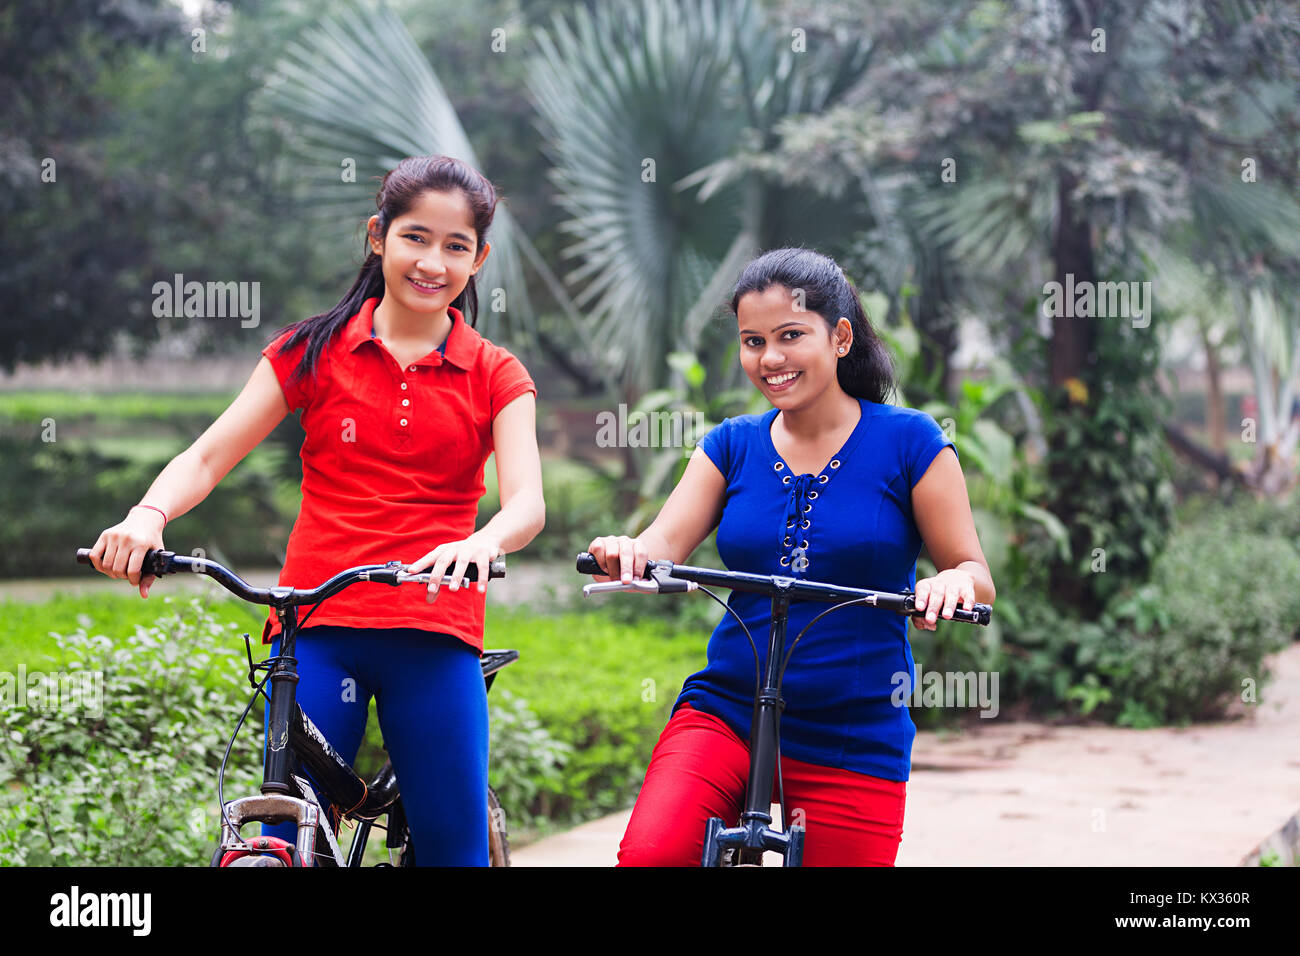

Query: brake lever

[582,579,665,597]
[582,565,697,597]
[360,556,506,587]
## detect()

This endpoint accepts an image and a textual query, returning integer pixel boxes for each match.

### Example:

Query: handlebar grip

[390,555,507,583]
[77,547,175,574]
[452,555,507,581]
[911,603,992,626]
[575,551,652,578]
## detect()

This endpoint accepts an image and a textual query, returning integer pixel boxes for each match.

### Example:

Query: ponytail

[270,250,385,395]
[836,277,895,404]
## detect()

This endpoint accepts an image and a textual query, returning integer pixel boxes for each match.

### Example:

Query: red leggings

[617,703,907,866]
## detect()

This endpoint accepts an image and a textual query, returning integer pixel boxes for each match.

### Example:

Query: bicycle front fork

[701,813,805,866]
[214,793,323,866]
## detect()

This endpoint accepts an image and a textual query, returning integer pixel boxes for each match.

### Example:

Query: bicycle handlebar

[575,552,991,626]
[76,548,506,608]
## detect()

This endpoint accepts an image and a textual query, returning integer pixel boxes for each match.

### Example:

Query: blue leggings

[259,625,488,866]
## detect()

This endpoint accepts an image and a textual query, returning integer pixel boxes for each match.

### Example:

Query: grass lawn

[0,580,717,848]
[0,592,268,671]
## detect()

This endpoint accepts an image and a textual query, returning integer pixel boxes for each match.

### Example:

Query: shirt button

[400,382,408,390]
[402,398,410,406]
[399,418,408,427]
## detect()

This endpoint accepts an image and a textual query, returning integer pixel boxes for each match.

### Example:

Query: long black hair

[268,155,499,393]
[729,247,895,404]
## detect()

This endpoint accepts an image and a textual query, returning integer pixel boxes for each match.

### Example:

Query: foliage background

[2,0,1298,860]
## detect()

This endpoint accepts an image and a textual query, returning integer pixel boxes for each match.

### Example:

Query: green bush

[995,499,1300,725]
[0,592,264,678]
[0,435,293,577]
[486,690,573,832]
[0,599,261,865]
[0,391,236,433]
[481,605,707,825]
[1101,518,1300,724]
[476,455,623,561]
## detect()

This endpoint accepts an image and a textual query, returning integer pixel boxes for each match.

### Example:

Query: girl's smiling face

[368,188,489,317]
[737,284,852,409]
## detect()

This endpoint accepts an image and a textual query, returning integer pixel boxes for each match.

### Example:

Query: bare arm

[88,355,291,595]
[588,444,727,582]
[910,446,996,628]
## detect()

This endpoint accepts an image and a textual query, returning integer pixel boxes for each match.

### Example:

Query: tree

[0,0,182,369]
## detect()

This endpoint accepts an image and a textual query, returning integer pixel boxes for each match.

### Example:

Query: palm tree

[254,0,582,349]
[527,0,874,399]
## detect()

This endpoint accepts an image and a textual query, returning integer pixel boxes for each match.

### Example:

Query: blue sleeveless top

[674,397,956,781]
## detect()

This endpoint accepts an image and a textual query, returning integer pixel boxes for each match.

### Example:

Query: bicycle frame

[234,603,519,866]
[576,552,991,867]
[222,600,358,868]
[76,547,510,867]
[705,579,802,866]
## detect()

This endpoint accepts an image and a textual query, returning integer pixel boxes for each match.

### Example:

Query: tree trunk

[1200,322,1226,458]
[1046,0,1111,613]
[1048,171,1098,389]
[1046,168,1099,611]
[1162,420,1237,485]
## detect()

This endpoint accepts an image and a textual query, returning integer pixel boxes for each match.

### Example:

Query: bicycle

[76,547,515,867]
[576,551,992,866]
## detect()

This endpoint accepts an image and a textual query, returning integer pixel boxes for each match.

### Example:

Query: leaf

[255,0,582,348]
[1018,503,1071,559]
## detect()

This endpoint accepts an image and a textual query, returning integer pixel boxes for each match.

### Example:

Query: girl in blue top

[587,247,996,866]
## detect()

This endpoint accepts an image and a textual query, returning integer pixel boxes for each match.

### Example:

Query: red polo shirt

[258,297,536,653]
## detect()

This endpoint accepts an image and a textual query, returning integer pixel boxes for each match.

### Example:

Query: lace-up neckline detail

[765,401,873,576]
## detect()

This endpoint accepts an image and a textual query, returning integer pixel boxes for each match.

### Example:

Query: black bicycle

[76,547,515,867]
[576,551,992,867]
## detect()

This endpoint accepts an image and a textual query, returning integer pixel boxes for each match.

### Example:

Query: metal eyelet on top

[773,462,784,471]
[801,539,809,549]
[818,474,829,484]
[782,475,791,485]
[783,536,791,546]
[808,490,818,499]
[830,459,841,469]
[786,519,795,529]
[779,556,790,567]
[803,504,812,513]
[801,519,810,529]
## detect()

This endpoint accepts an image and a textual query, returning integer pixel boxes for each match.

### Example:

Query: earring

[838,347,847,354]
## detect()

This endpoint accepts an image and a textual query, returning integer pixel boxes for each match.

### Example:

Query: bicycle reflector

[219,835,302,867]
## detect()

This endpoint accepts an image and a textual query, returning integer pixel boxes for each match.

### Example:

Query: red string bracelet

[131,504,168,527]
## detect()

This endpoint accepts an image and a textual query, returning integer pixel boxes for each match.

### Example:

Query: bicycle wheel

[389,787,508,866]
[488,786,510,867]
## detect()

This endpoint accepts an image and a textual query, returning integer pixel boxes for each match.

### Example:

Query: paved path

[512,642,1300,866]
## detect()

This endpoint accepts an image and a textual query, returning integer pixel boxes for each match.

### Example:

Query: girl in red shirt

[88,155,546,866]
